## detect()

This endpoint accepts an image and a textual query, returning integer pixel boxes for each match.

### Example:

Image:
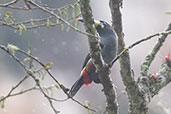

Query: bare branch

[27,0,99,38]
[109,1,142,114]
[109,29,171,67]
[0,87,36,103]
[141,23,171,76]
[0,75,29,102]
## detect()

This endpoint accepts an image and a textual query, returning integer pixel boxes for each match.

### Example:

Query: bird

[68,18,118,98]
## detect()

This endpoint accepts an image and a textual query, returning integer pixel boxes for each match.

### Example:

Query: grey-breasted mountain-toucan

[68,18,118,97]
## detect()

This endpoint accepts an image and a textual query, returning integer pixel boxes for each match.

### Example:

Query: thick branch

[109,0,135,87]
[138,62,171,100]
[134,61,171,114]
[79,0,118,114]
[109,1,142,114]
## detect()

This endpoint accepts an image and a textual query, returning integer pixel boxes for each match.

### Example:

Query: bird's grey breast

[101,34,117,64]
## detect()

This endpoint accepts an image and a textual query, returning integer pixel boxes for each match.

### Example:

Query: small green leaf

[17,24,26,35]
[76,2,81,17]
[56,18,59,24]
[54,84,59,89]
[45,62,53,67]
[28,50,31,55]
[18,25,23,35]
[64,8,68,21]
[66,25,70,32]
[46,18,52,27]
[74,20,79,28]
[7,44,19,55]
[165,12,171,15]
[21,24,27,31]
[23,57,31,62]
[27,69,33,75]
[72,6,75,20]
[0,96,5,109]
[5,11,12,16]
[85,100,93,114]
[61,23,64,31]
[58,9,62,14]
[30,18,34,25]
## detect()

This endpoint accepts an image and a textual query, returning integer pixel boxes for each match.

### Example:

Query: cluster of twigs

[0,0,82,34]
[0,44,97,113]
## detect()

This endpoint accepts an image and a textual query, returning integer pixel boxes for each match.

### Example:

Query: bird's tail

[68,76,84,98]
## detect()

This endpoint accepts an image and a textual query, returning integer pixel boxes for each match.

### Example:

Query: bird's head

[77,17,114,37]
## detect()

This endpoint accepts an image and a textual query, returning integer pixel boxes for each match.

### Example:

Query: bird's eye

[101,24,104,29]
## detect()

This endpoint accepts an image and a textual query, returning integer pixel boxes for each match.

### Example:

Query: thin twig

[0,86,37,102]
[1,0,19,7]
[17,48,97,112]
[129,30,171,49]
[29,74,60,114]
[71,98,97,112]
[0,45,97,112]
[0,5,37,10]
[0,45,60,114]
[109,29,171,67]
[27,0,100,39]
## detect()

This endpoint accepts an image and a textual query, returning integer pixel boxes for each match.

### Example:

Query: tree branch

[79,0,118,114]
[109,1,143,114]
[138,61,171,101]
[141,22,171,76]
[130,22,171,114]
[0,0,19,7]
[0,44,97,113]
[109,29,171,67]
[27,0,99,38]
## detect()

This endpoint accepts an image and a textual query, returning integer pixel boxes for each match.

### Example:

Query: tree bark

[79,0,118,113]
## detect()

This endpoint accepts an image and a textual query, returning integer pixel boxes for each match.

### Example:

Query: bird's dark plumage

[68,18,118,98]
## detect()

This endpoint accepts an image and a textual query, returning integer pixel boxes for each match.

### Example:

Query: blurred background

[0,0,171,114]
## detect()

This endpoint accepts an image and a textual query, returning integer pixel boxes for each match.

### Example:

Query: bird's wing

[81,42,104,70]
[81,53,91,70]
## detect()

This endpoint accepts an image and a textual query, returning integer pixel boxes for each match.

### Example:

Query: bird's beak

[76,18,104,29]
[76,17,84,22]
[94,20,104,29]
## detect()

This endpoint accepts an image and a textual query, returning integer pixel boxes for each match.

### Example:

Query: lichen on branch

[79,0,118,114]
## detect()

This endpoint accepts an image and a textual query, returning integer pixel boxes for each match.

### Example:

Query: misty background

[0,0,171,114]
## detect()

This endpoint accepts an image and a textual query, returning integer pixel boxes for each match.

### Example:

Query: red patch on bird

[81,69,92,86]
[168,51,170,60]
[164,51,171,63]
